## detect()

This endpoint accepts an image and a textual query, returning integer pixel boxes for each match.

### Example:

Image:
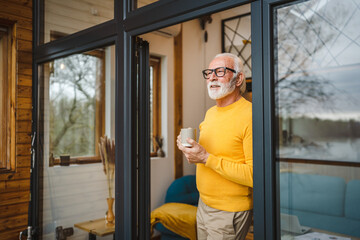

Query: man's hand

[176,134,209,164]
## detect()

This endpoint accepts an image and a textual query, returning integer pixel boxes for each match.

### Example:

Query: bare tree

[49,53,101,157]
[273,2,353,118]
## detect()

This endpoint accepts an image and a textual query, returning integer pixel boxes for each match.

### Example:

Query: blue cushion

[280,173,346,216]
[155,175,198,239]
[345,180,360,220]
[161,236,188,240]
[165,175,199,206]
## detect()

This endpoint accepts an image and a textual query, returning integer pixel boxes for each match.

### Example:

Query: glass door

[36,45,116,239]
[273,0,360,239]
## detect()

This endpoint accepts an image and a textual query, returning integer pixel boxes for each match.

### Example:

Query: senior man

[177,53,253,240]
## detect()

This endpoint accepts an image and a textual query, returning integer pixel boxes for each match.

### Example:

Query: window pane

[149,57,161,157]
[49,53,101,158]
[38,45,116,239]
[42,0,114,44]
[278,163,360,239]
[274,0,360,238]
[275,0,360,163]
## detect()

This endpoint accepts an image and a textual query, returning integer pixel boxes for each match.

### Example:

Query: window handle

[31,132,36,147]
[31,132,36,169]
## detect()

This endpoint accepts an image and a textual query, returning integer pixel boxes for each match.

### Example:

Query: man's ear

[236,72,243,87]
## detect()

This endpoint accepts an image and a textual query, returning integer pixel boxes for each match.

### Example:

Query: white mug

[181,128,196,147]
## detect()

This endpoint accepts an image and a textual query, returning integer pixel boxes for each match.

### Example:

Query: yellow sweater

[197,97,253,212]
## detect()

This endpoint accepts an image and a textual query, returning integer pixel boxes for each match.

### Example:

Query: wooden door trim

[174,27,183,179]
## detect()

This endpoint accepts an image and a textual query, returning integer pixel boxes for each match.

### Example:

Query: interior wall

[140,33,176,210]
[105,45,116,138]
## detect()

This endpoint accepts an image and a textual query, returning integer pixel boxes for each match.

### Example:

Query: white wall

[181,19,207,176]
[105,45,116,138]
[42,165,111,240]
[140,33,176,211]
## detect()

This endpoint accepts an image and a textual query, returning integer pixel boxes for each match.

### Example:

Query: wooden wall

[0,0,32,239]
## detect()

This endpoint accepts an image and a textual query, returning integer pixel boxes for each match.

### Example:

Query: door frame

[30,0,281,239]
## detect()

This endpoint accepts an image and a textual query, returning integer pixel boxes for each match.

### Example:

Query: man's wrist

[203,152,210,163]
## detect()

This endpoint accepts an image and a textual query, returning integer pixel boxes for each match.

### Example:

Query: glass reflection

[278,162,360,239]
[43,0,114,44]
[275,0,360,163]
[39,46,115,239]
[274,0,360,239]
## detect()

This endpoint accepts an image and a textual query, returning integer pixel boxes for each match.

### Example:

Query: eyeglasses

[202,67,236,79]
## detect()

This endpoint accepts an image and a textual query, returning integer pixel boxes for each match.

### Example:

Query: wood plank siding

[0,0,32,239]
[1,0,114,238]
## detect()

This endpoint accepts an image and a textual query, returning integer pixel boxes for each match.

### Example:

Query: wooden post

[174,26,183,179]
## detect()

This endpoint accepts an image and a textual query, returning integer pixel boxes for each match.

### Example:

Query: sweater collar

[215,97,245,112]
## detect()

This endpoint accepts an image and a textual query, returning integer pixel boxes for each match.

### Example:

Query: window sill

[150,152,166,158]
[150,156,166,160]
[150,152,158,158]
[49,156,101,167]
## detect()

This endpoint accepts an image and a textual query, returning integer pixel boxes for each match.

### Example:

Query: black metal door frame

[29,0,288,239]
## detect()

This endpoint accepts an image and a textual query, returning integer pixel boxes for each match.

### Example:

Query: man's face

[207,56,237,100]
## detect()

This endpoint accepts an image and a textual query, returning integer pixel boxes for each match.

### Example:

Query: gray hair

[214,53,246,95]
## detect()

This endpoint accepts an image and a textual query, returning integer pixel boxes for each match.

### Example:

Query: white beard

[207,77,236,100]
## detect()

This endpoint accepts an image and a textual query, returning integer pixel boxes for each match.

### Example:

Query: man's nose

[209,71,217,81]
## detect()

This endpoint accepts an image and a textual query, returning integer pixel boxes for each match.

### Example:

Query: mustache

[208,75,237,88]
[208,81,222,87]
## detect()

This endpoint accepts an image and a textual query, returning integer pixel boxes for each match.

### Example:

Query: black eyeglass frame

[202,67,237,79]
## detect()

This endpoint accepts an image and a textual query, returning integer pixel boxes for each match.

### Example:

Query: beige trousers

[196,198,252,240]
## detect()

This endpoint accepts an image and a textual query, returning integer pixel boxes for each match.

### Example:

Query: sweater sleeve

[204,122,253,188]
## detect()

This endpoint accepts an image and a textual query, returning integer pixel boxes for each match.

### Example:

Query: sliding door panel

[37,45,115,239]
[273,0,360,239]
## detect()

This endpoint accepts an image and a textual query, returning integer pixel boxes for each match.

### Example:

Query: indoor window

[47,49,105,165]
[150,56,162,157]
